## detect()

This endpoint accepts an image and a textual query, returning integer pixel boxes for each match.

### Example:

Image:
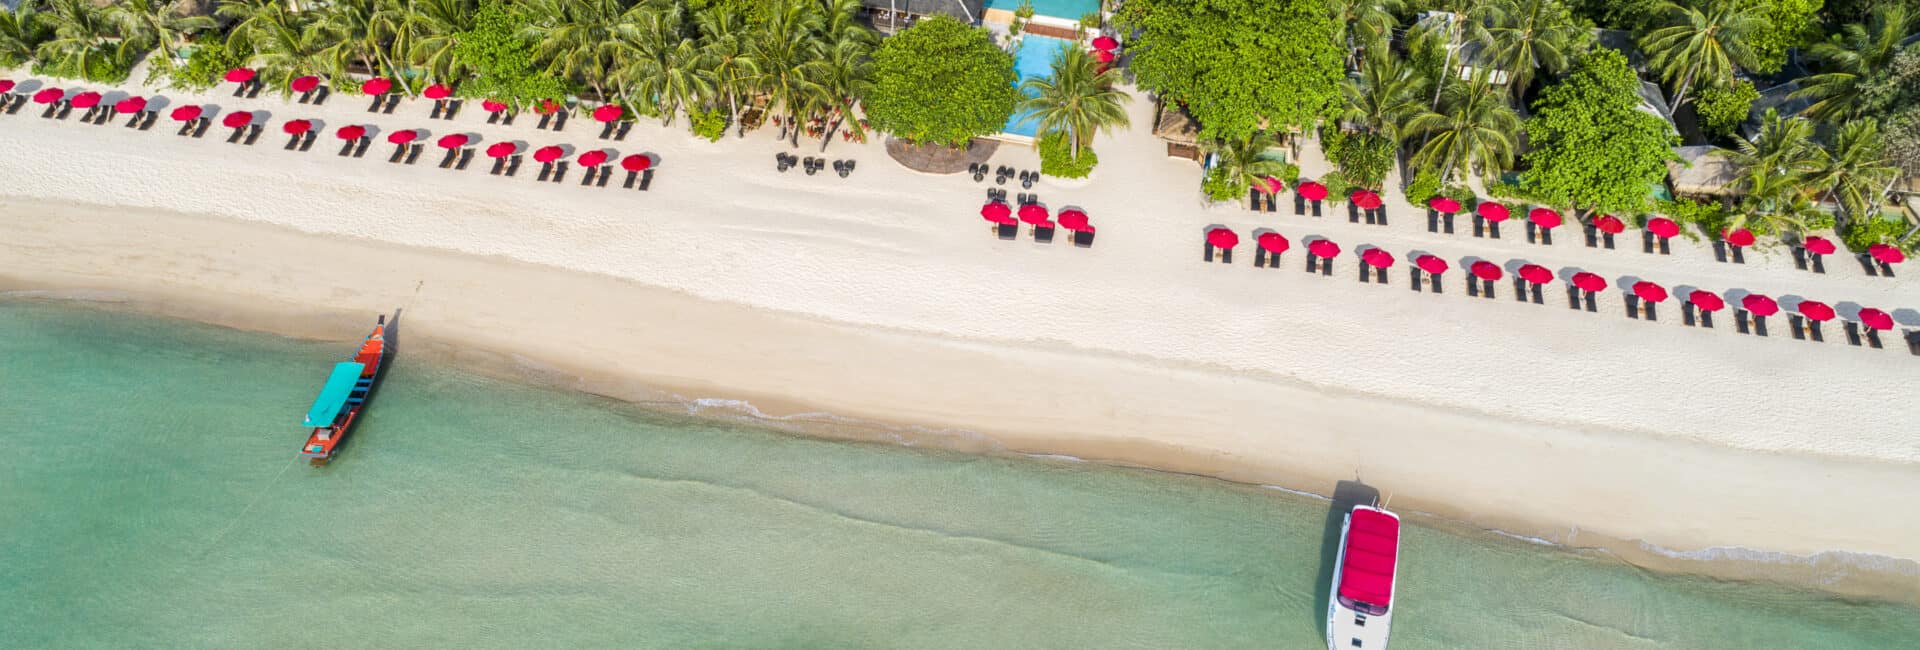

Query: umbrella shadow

[11,78,45,94]
[1834,301,1868,321]
[146,95,173,111]
[1892,308,1920,326]
[1312,480,1382,640]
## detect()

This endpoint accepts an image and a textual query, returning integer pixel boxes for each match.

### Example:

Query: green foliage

[1318,171,1353,204]
[1640,0,1765,114]
[1694,80,1758,139]
[1568,0,1665,31]
[1018,46,1130,159]
[1038,131,1099,178]
[1522,49,1677,215]
[1404,169,1442,206]
[1655,197,1734,240]
[1202,166,1242,202]
[1324,130,1395,190]
[1115,0,1343,141]
[688,106,727,142]
[1839,214,1912,252]
[865,16,1016,148]
[453,3,566,107]
[1734,0,1822,74]
[167,35,246,91]
[1887,107,1920,181]
[32,49,130,83]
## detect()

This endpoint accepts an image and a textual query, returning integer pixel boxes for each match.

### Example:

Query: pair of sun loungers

[535,111,569,132]
[1348,203,1388,226]
[387,142,426,165]
[1473,216,1504,239]
[428,99,464,120]
[1406,268,1444,293]
[1294,195,1323,217]
[1564,287,1600,313]
[336,136,373,158]
[486,111,518,126]
[283,131,319,152]
[296,86,331,106]
[1581,224,1617,249]
[536,161,571,183]
[231,80,264,99]
[1525,221,1554,245]
[489,155,525,177]
[1510,278,1546,304]
[437,147,476,170]
[176,117,212,138]
[225,124,263,145]
[1712,241,1748,264]
[1427,210,1456,234]
[596,121,633,140]
[365,94,401,114]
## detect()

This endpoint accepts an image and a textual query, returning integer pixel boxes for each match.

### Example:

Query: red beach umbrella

[1646,217,1680,239]
[621,154,652,171]
[1307,239,1341,259]
[224,67,255,83]
[481,99,509,113]
[361,77,393,95]
[1296,181,1327,201]
[533,145,564,163]
[1020,204,1053,226]
[1093,49,1115,64]
[1206,227,1238,249]
[1350,189,1382,210]
[221,111,252,128]
[32,88,64,104]
[577,150,608,167]
[1857,308,1894,331]
[1689,290,1725,312]
[335,124,366,140]
[485,142,517,158]
[1868,243,1906,264]
[68,91,101,109]
[1057,209,1092,232]
[1092,35,1119,51]
[980,201,1012,224]
[1592,215,1626,234]
[291,75,321,93]
[282,119,312,135]
[1262,176,1283,194]
[1798,300,1835,322]
[1742,294,1779,317]
[1470,260,1503,281]
[0,80,14,93]
[423,83,452,100]
[1631,281,1668,303]
[436,133,470,149]
[169,105,202,122]
[1723,228,1755,247]
[1802,236,1836,255]
[114,96,147,114]
[1415,254,1448,275]
[386,129,417,145]
[1361,248,1395,269]
[592,104,623,122]
[535,99,562,114]
[1518,264,1553,285]
[1476,201,1510,222]
[1258,232,1291,254]
[1429,197,1461,214]
[1569,271,1606,293]
[1528,207,1562,229]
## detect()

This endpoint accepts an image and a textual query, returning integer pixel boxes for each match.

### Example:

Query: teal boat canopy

[304,362,367,427]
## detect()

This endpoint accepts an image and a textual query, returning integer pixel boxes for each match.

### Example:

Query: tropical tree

[310,0,411,93]
[400,0,480,84]
[216,0,309,56]
[1405,3,1493,109]
[864,15,1015,148]
[1473,0,1587,97]
[694,4,761,137]
[1792,5,1915,125]
[33,0,123,79]
[1403,74,1523,184]
[750,0,825,146]
[810,35,874,150]
[619,5,709,125]
[450,2,563,107]
[105,0,212,64]
[1116,0,1342,141]
[1017,46,1130,160]
[1521,49,1677,216]
[522,0,641,103]
[1808,120,1899,221]
[1202,132,1291,201]
[1639,0,1766,116]
[1339,55,1422,142]
[0,0,49,68]
[248,11,332,84]
[1328,0,1402,67]
[1728,109,1824,234]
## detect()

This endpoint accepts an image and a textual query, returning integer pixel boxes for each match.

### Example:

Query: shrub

[168,36,246,92]
[1695,81,1758,140]
[34,50,132,84]
[1201,166,1241,202]
[1037,131,1098,178]
[1318,171,1351,204]
[688,107,727,142]
[1404,169,1442,206]
[1839,214,1912,253]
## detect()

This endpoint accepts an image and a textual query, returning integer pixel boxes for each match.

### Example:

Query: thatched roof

[1668,145,1740,197]
[1153,100,1200,146]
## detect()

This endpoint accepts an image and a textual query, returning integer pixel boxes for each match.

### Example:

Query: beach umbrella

[1021,204,1053,226]
[1518,264,1553,285]
[1429,197,1461,214]
[577,150,608,167]
[386,129,417,144]
[1528,207,1562,229]
[535,99,561,114]
[592,105,623,122]
[169,105,203,122]
[1569,271,1606,293]
[1092,35,1119,51]
[1361,248,1395,269]
[1350,189,1382,210]
[1257,232,1290,254]
[1470,260,1503,281]
[1857,308,1894,331]
[1742,294,1779,317]
[1723,228,1755,247]
[1632,281,1667,303]
[423,83,452,100]
[1296,181,1328,201]
[1093,49,1115,64]
[1646,217,1680,239]
[114,96,147,114]
[1475,201,1510,222]
[291,75,321,93]
[1057,209,1092,232]
[1868,243,1906,264]
[224,67,255,83]
[980,201,1012,224]
[1261,176,1283,194]
[1415,254,1448,275]
[0,80,14,93]
[361,77,393,95]
[1802,236,1836,255]
[336,124,366,140]
[621,154,652,171]
[485,142,517,158]
[1206,227,1238,249]
[282,119,312,135]
[1796,300,1834,322]
[436,133,470,149]
[68,91,101,109]
[1689,290,1725,312]
[481,99,509,113]
[221,111,252,128]
[1592,215,1626,234]
[533,145,564,163]
[32,88,63,104]
[1307,239,1341,259]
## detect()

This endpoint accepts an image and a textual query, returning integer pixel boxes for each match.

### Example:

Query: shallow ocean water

[1,300,1916,648]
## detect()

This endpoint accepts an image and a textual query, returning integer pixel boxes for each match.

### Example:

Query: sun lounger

[299,132,316,151]
[1809,321,1823,342]
[1348,203,1360,223]
[243,124,262,145]
[1682,303,1696,327]
[456,149,474,170]
[403,143,423,164]
[227,126,247,143]
[996,223,1018,240]
[1907,331,1920,356]
[368,95,385,112]
[552,111,568,131]
[235,83,249,98]
[1293,195,1305,215]
[298,89,314,104]
[637,169,654,191]
[446,100,463,119]
[192,118,211,138]
[340,139,357,156]
[246,81,263,98]
[383,95,400,114]
[353,137,371,157]
[502,155,521,176]
[40,101,57,118]
[1034,225,1056,244]
[1321,257,1333,276]
[1843,322,1863,346]
[580,167,598,185]
[1357,264,1370,282]
[5,98,23,114]
[430,100,445,120]
[1264,192,1276,212]
[1431,273,1444,294]
[1073,230,1094,247]
[1568,286,1583,310]
[1856,254,1879,276]
[537,162,553,181]
[1375,266,1388,283]
[1474,216,1486,238]
[536,113,552,130]
[550,161,568,183]
[1249,187,1261,211]
[1754,315,1769,337]
[615,122,631,140]
[1623,294,1640,318]
[180,120,197,136]
[490,157,507,175]
[487,110,501,124]
[596,167,611,186]
[598,122,614,139]
[312,86,330,105]
[1304,255,1316,272]
[1864,328,1882,349]
[1533,284,1545,305]
[1583,291,1596,311]
[438,148,459,168]
[79,106,98,123]
[389,144,408,163]
[1730,246,1745,264]
[1410,268,1424,291]
[1735,310,1751,334]
[1789,315,1807,340]
[125,111,141,128]
[285,133,303,150]
[55,103,72,120]
[1513,278,1527,302]
[1429,211,1440,233]
[1792,246,1808,270]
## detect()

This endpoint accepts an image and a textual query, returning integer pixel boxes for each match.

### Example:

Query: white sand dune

[2,73,1917,598]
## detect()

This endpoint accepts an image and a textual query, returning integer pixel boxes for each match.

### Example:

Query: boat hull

[300,316,388,465]
[1327,505,1398,650]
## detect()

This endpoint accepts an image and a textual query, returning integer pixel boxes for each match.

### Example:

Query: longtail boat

[300,315,388,466]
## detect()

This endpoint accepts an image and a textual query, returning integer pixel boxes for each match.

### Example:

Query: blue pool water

[1004,35,1072,138]
[985,0,1101,20]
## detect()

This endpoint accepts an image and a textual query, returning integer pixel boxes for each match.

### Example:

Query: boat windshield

[1339,595,1389,616]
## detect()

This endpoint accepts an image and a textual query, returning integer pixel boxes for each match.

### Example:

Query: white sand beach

[2,75,1918,600]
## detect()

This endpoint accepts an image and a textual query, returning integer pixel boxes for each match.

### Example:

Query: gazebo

[1154,100,1202,162]
[1667,145,1740,200]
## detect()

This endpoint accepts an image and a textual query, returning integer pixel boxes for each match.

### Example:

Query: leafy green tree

[105,0,212,64]
[1890,109,1920,184]
[1474,0,1588,97]
[619,5,709,125]
[864,15,1015,148]
[1339,55,1422,142]
[1567,0,1664,31]
[1792,5,1914,124]
[1733,0,1820,73]
[1404,73,1522,184]
[1640,0,1765,116]
[1037,131,1099,178]
[1324,130,1397,190]
[810,35,873,150]
[1017,46,1130,160]
[217,0,311,58]
[1693,80,1758,139]
[0,0,50,68]
[1521,49,1678,216]
[1201,133,1291,202]
[1115,0,1342,141]
[1808,120,1899,221]
[451,2,566,107]
[168,31,248,91]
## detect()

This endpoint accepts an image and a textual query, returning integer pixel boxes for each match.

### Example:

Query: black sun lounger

[389,143,408,163]
[353,137,372,157]
[242,124,263,145]
[455,149,475,170]
[404,144,425,164]
[504,155,523,177]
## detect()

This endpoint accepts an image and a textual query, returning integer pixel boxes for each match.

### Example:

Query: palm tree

[400,0,479,84]
[695,4,761,137]
[619,5,709,126]
[217,0,309,56]
[1340,55,1422,142]
[1808,120,1899,221]
[104,0,212,64]
[522,0,643,103]
[809,35,874,151]
[34,0,121,79]
[1329,0,1402,68]
[1728,109,1823,233]
[1205,132,1291,196]
[1017,46,1130,159]
[0,0,50,68]
[1791,5,1914,124]
[249,12,332,85]
[1639,0,1766,116]
[1474,0,1585,97]
[311,0,412,94]
[1403,75,1522,184]
[751,0,825,146]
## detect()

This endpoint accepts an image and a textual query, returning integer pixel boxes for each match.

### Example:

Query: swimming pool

[984,0,1101,20]
[1003,35,1072,138]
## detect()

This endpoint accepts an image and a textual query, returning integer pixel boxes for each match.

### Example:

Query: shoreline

[4,199,1917,605]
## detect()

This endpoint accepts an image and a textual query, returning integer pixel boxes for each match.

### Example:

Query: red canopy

[335,124,366,140]
[1476,201,1510,222]
[591,105,623,122]
[1470,260,1503,281]
[361,77,393,95]
[1020,203,1052,226]
[1868,243,1906,264]
[1802,236,1836,255]
[169,105,202,122]
[221,111,252,128]
[1361,248,1395,269]
[1429,197,1461,214]
[291,75,321,93]
[1338,509,1399,608]
[481,99,509,113]
[1569,271,1606,293]
[577,150,608,167]
[621,154,652,171]
[1057,209,1092,232]
[1528,207,1562,229]
[1093,49,1115,63]
[114,97,147,114]
[32,88,63,104]
[423,83,452,99]
[485,141,517,158]
[436,133,469,148]
[282,119,312,135]
[1592,215,1626,234]
[533,145,564,163]
[1518,264,1553,285]
[0,80,14,93]
[1308,239,1341,259]
[224,67,255,83]
[1646,217,1679,239]
[1257,232,1290,254]
[386,129,417,144]
[1742,294,1779,317]
[980,201,1013,224]
[1689,290,1725,312]
[1797,300,1835,322]
[1632,281,1668,303]
[1723,228,1755,247]
[68,91,101,109]
[1857,308,1894,331]
[1415,254,1448,275]
[1206,228,1238,249]
[1296,181,1328,201]
[1351,190,1382,210]
[1091,35,1119,51]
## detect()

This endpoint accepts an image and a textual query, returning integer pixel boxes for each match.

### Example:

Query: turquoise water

[986,0,1102,20]
[1006,35,1072,138]
[3,299,1918,648]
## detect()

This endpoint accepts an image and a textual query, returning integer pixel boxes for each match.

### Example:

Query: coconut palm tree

[1728,109,1824,233]
[695,4,761,137]
[1791,5,1914,125]
[217,0,309,56]
[1406,2,1493,109]
[104,0,212,64]
[1403,75,1522,184]
[400,0,479,84]
[751,0,826,146]
[1474,0,1586,97]
[522,0,643,103]
[34,0,122,79]
[1639,0,1766,116]
[311,0,412,93]
[1017,46,1130,159]
[809,35,874,151]
[1205,132,1291,197]
[1808,120,1900,221]
[1328,0,1402,67]
[249,11,332,85]
[0,0,50,68]
[619,5,709,125]
[1340,55,1422,142]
